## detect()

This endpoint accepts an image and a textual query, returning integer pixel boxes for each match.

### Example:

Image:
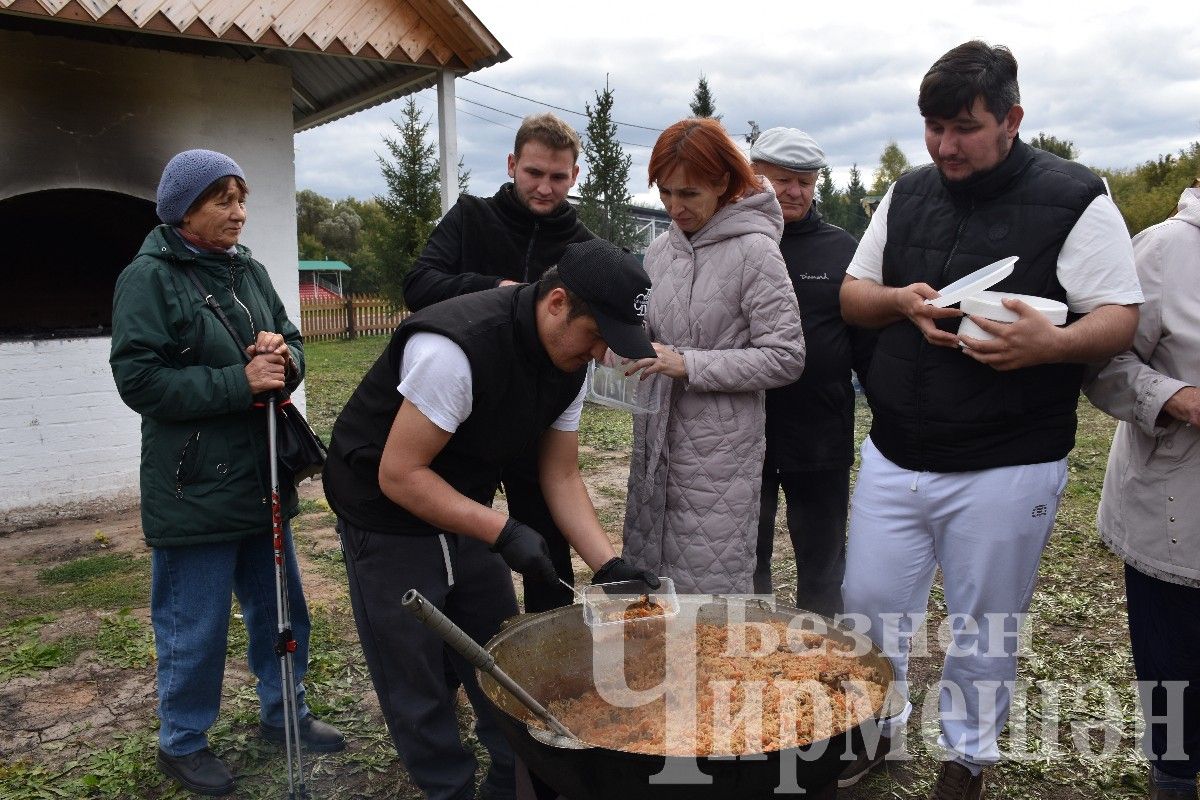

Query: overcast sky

[294,0,1200,209]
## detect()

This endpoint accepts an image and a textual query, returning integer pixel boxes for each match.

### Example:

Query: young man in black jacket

[403,113,593,612]
[747,128,875,618]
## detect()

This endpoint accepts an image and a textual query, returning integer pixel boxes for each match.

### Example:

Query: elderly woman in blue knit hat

[110,149,343,796]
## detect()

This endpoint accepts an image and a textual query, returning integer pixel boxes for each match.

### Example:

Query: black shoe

[260,714,346,753]
[156,747,235,796]
[837,734,891,788]
[928,760,984,800]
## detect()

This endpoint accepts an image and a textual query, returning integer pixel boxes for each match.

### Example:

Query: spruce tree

[376,97,441,308]
[844,164,869,239]
[816,166,845,229]
[578,79,642,249]
[689,75,719,119]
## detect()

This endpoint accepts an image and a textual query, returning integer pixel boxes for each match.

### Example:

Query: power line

[462,77,665,133]
[461,77,752,139]
[456,105,518,133]
[457,95,654,149]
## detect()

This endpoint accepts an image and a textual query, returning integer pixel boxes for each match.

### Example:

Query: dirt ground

[0,439,1149,799]
[0,446,635,798]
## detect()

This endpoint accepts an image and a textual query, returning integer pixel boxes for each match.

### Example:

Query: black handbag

[271,395,327,482]
[182,267,327,483]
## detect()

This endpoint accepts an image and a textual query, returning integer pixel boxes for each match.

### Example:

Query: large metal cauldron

[479,597,903,799]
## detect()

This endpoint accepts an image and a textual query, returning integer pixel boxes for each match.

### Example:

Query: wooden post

[345,294,356,340]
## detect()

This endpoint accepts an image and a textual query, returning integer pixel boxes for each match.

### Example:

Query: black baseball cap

[556,239,656,360]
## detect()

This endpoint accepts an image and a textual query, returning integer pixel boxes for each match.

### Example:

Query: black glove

[591,557,661,589]
[491,518,558,585]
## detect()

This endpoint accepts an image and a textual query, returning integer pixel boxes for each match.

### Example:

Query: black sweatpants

[755,467,849,618]
[1126,563,1200,780]
[338,519,518,800]
[502,451,574,612]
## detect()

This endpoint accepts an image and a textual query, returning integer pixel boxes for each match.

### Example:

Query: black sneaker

[928,760,983,800]
[837,735,891,788]
[260,714,346,753]
[156,747,235,796]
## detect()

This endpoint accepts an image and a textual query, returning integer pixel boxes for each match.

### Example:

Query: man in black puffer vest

[836,42,1143,798]
[404,112,593,613]
[326,240,658,800]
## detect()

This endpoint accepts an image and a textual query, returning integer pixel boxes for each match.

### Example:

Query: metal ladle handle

[401,589,576,740]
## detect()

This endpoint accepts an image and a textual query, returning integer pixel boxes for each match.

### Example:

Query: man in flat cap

[748,127,875,617]
[324,239,659,800]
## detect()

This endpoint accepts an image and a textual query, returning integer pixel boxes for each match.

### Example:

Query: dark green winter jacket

[110,225,303,547]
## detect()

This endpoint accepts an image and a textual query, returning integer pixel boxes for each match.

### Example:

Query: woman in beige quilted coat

[621,118,806,594]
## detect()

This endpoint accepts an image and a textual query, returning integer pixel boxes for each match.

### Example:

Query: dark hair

[647,118,757,209]
[514,113,582,162]
[536,265,591,321]
[186,175,249,216]
[918,40,1020,123]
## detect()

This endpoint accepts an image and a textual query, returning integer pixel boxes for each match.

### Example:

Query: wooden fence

[300,294,409,341]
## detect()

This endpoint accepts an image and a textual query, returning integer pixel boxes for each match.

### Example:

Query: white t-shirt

[847,185,1143,312]
[398,332,586,434]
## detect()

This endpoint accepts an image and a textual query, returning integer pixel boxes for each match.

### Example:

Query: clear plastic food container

[582,577,678,629]
[586,361,661,414]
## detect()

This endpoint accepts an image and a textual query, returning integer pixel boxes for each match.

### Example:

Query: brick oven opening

[0,189,159,339]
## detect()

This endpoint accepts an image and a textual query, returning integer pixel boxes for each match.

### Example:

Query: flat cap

[748,127,826,172]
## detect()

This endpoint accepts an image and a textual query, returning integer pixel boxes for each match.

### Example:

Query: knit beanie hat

[156,149,245,225]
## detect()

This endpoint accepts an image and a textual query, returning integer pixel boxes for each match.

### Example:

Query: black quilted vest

[322,285,586,534]
[866,138,1106,471]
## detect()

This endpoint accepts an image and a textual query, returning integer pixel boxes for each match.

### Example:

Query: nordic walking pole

[268,395,308,799]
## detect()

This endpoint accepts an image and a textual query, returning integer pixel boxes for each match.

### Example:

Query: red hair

[647,118,756,208]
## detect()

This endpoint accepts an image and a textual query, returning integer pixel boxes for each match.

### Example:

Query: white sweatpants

[842,437,1067,765]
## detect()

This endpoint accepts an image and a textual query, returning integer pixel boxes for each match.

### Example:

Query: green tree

[457,155,471,196]
[1029,132,1078,160]
[1100,141,1200,234]
[316,206,363,262]
[871,141,911,194]
[689,75,719,119]
[296,189,334,242]
[844,163,869,239]
[816,166,847,230]
[578,79,642,249]
[298,231,326,261]
[340,197,387,294]
[376,97,441,308]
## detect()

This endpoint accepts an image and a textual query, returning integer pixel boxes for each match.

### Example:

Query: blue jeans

[152,523,310,756]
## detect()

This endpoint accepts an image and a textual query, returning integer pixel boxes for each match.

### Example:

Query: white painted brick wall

[0,338,141,512]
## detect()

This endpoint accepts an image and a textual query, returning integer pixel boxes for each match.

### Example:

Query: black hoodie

[403,183,594,311]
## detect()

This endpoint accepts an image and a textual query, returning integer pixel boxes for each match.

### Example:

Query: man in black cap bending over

[324,239,659,800]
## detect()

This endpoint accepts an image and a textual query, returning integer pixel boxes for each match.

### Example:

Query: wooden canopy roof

[0,0,508,129]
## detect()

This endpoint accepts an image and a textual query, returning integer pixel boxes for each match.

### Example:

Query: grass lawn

[0,333,1155,799]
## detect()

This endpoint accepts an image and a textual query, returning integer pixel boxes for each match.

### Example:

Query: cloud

[295,0,1199,202]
